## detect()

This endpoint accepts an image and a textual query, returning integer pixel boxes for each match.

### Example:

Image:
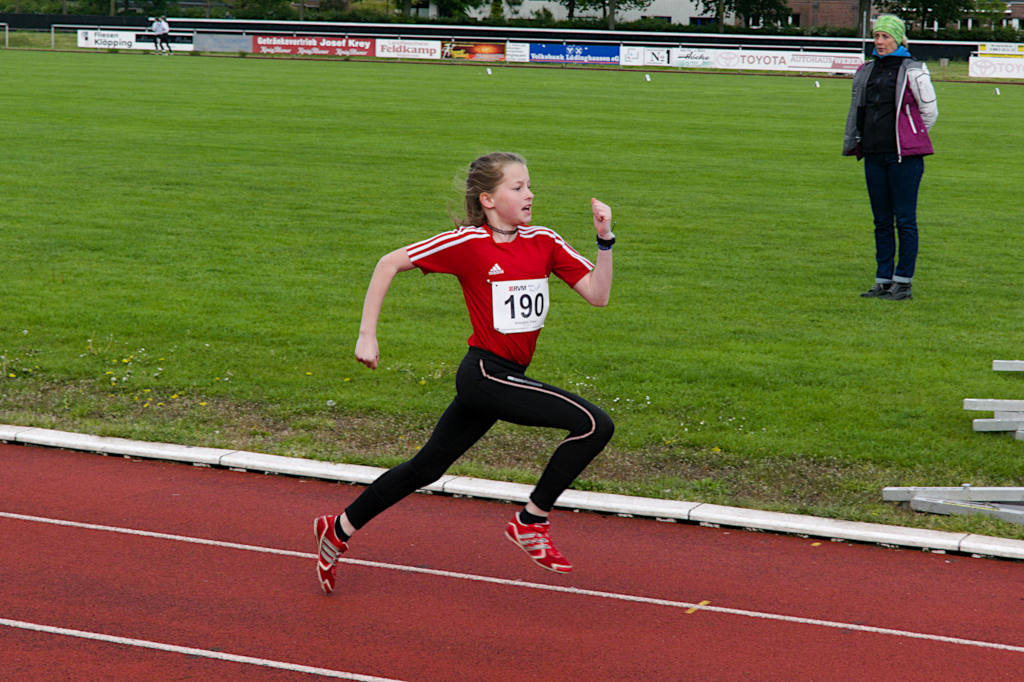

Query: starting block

[963,399,1024,439]
[883,485,1024,525]
[963,360,1024,440]
[963,399,1024,437]
[929,361,1024,523]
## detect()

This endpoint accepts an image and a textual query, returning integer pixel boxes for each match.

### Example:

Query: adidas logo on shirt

[488,263,504,276]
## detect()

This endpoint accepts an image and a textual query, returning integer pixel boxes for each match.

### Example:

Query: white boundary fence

[52,23,865,74]
[40,22,1024,78]
[2,23,8,49]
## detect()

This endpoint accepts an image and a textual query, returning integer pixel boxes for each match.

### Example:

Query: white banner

[788,52,864,73]
[77,29,194,52]
[375,38,441,60]
[669,48,862,73]
[620,45,642,66]
[78,29,136,50]
[620,46,670,67]
[978,42,1024,57]
[670,47,717,68]
[969,56,1024,78]
[506,42,530,63]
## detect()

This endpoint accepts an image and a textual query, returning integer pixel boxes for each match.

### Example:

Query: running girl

[314,152,615,594]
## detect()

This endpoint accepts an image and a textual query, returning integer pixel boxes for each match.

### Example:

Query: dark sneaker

[882,282,912,300]
[505,515,573,573]
[860,282,893,298]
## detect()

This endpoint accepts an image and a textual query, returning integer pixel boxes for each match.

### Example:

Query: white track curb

[3,424,1023,561]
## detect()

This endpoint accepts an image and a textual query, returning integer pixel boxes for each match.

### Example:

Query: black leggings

[345,347,614,530]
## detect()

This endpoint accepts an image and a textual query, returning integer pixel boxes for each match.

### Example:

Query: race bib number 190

[492,278,549,334]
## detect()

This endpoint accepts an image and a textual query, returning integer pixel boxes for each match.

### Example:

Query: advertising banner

[530,42,566,63]
[978,42,1024,57]
[506,42,530,63]
[620,45,642,67]
[252,35,373,56]
[620,46,671,67]
[670,47,716,68]
[527,43,620,65]
[787,52,864,73]
[565,44,619,65]
[78,29,137,50]
[77,29,194,52]
[669,48,861,73]
[642,48,671,67]
[443,41,505,61]
[969,56,1024,78]
[375,38,441,60]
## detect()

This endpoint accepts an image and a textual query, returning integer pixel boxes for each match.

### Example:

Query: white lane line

[1,511,310,558]
[0,617,405,681]
[5,511,1024,655]
[346,557,1024,654]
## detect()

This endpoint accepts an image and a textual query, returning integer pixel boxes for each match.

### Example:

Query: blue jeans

[863,153,924,283]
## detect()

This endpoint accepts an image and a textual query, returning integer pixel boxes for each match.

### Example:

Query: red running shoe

[505,514,573,573]
[314,514,348,594]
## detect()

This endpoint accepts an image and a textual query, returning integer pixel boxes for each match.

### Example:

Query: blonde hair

[458,152,527,227]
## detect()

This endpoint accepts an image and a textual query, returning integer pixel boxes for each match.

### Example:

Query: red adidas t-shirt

[406,225,593,366]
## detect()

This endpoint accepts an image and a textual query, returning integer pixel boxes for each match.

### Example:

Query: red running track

[2,442,1023,680]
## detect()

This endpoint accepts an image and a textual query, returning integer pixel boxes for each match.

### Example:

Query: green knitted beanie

[873,15,907,45]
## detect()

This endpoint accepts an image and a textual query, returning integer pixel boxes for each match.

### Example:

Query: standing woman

[313,152,616,594]
[844,14,937,300]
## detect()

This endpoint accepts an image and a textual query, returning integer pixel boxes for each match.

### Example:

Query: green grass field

[2,49,1023,537]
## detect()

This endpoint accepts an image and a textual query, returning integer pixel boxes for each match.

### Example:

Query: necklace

[488,224,518,236]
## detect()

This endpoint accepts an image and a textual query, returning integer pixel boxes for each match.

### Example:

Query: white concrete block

[992,360,1024,372]
[555,490,700,520]
[690,503,966,551]
[0,424,36,442]
[973,418,1024,431]
[113,440,232,465]
[959,534,1024,560]
[7,427,230,466]
[421,475,459,494]
[440,476,532,502]
[964,398,1024,412]
[218,451,385,484]
[883,486,1024,502]
[11,427,106,451]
